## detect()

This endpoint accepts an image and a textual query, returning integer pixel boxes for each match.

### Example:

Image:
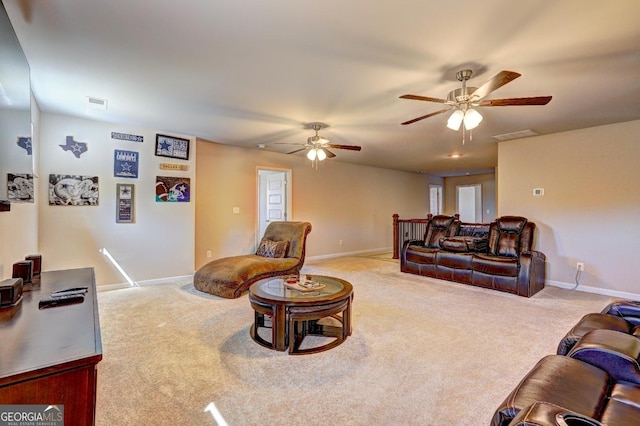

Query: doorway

[257,168,292,240]
[456,184,482,222]
[429,184,443,215]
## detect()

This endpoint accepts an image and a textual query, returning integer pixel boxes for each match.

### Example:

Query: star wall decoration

[59,135,88,158]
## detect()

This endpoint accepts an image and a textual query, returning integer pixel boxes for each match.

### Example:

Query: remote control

[39,294,85,309]
[51,286,88,297]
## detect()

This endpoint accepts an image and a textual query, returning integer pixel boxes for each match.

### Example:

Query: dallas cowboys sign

[114,149,139,178]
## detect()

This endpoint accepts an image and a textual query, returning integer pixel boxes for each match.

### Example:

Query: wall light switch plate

[533,188,544,197]
[232,207,240,214]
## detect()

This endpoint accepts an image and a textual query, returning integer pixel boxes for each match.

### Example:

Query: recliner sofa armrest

[516,251,546,297]
[401,239,425,251]
[508,401,604,426]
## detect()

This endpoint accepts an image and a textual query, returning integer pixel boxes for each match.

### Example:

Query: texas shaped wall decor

[59,136,88,158]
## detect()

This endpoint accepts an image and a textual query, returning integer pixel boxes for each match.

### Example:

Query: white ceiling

[4,0,640,176]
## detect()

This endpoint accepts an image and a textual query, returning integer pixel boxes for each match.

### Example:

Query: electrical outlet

[206,250,212,258]
[576,262,584,271]
[339,240,343,245]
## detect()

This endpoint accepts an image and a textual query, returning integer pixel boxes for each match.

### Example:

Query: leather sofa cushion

[440,238,468,252]
[602,300,640,326]
[436,251,473,269]
[457,223,490,238]
[496,233,520,257]
[472,253,519,276]
[440,236,488,253]
[568,329,640,384]
[556,312,632,355]
[497,216,528,233]
[404,244,438,265]
[602,383,640,426]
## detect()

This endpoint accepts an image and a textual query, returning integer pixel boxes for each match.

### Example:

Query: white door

[457,184,481,222]
[429,184,443,215]
[258,169,291,240]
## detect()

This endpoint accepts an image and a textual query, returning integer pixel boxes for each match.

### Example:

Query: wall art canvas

[7,173,34,203]
[49,174,99,206]
[155,134,190,160]
[114,149,139,178]
[116,183,135,223]
[155,176,190,202]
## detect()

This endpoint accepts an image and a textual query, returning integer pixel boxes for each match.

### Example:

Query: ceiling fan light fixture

[447,109,464,131]
[307,149,317,161]
[463,108,483,130]
[316,148,327,161]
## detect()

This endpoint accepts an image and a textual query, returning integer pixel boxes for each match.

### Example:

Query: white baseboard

[306,247,392,262]
[547,279,640,300]
[97,274,194,292]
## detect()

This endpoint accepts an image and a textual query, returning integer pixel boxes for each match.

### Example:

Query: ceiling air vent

[492,129,538,141]
[86,96,108,110]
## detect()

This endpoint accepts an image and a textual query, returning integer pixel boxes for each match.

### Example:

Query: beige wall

[498,120,640,296]
[37,114,196,286]
[443,173,496,222]
[195,139,436,269]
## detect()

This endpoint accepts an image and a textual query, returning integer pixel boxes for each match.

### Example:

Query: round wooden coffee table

[249,275,353,355]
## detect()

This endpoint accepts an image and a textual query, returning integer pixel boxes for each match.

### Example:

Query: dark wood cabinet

[0,268,102,426]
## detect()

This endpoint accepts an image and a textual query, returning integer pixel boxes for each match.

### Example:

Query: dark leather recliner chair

[471,216,545,296]
[491,354,640,426]
[494,300,640,426]
[557,300,640,355]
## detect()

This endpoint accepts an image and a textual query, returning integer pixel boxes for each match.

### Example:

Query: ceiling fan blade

[477,96,552,106]
[287,147,308,154]
[401,108,450,125]
[468,70,521,101]
[399,94,447,103]
[322,148,336,158]
[327,144,362,151]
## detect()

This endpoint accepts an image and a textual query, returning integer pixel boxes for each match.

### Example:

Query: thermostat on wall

[533,188,544,196]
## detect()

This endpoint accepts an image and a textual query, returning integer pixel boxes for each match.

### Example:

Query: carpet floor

[95,256,614,426]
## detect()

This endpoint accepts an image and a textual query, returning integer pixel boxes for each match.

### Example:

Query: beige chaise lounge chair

[193,221,312,299]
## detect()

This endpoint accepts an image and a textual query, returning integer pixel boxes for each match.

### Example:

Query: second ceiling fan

[286,123,361,163]
[400,69,552,130]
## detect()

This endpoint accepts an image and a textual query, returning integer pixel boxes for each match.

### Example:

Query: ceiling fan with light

[283,123,362,167]
[400,69,552,138]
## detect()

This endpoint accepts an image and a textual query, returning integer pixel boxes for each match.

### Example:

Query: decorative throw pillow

[256,238,290,258]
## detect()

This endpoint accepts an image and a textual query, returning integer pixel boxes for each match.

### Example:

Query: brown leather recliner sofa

[400,215,546,297]
[492,300,640,426]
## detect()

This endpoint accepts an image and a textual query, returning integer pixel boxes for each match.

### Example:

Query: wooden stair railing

[392,213,461,259]
[392,214,432,259]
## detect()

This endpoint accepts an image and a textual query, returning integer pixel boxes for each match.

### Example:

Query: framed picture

[155,176,190,203]
[49,174,99,206]
[114,149,139,178]
[155,134,190,160]
[7,173,34,203]
[116,183,135,223]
